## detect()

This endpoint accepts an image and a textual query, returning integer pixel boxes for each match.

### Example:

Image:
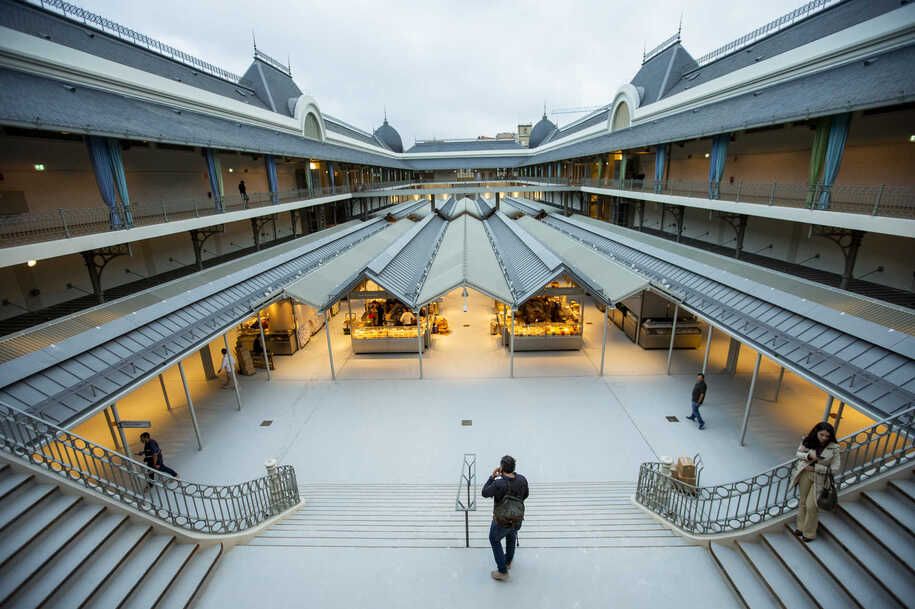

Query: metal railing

[695,0,839,66]
[520,177,915,219]
[0,401,300,535]
[0,181,414,246]
[30,0,243,83]
[455,453,477,548]
[634,405,915,536]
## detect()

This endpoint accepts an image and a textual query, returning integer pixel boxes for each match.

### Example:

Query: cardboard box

[676,456,696,478]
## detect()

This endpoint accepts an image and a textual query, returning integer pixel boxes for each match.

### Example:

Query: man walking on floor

[686,372,707,430]
[219,346,236,389]
[136,432,179,487]
[482,455,529,581]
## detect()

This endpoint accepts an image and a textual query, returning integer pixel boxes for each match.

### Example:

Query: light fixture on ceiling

[26,260,37,267]
[34,163,46,171]
[704,153,710,158]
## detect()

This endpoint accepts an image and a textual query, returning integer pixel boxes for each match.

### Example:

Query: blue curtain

[86,136,122,228]
[707,134,729,199]
[817,113,851,209]
[328,162,336,193]
[204,148,223,211]
[265,155,279,204]
[107,140,133,227]
[654,144,668,193]
[547,164,552,178]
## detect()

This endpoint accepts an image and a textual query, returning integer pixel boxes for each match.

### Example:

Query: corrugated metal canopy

[517,216,648,304]
[283,220,414,310]
[482,212,564,305]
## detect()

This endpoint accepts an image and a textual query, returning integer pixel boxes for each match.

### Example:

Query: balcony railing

[0,181,414,247]
[521,177,915,219]
[0,400,300,535]
[634,405,915,536]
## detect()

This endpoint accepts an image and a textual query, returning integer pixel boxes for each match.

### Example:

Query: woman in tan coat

[790,421,841,542]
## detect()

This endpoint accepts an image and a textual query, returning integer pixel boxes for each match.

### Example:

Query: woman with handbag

[790,421,841,542]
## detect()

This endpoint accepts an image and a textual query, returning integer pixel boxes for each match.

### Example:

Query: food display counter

[495,295,583,351]
[350,320,432,354]
[609,291,702,350]
[638,319,703,349]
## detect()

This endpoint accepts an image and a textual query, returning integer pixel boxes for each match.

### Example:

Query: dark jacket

[482,474,529,505]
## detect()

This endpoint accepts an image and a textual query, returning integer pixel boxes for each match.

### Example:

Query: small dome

[528,114,557,148]
[374,119,403,153]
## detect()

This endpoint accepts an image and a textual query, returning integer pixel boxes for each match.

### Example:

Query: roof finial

[384,105,388,123]
[678,13,683,39]
[287,53,292,76]
[252,30,257,53]
[543,101,547,118]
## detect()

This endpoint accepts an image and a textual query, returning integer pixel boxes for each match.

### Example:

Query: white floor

[68,288,878,608]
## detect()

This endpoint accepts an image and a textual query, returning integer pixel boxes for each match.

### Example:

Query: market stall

[493,282,584,351]
[609,291,702,349]
[345,282,443,354]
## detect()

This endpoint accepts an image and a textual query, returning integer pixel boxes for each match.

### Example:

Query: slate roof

[548,107,611,142]
[324,116,387,147]
[239,58,302,116]
[528,115,558,148]
[631,42,698,104]
[408,139,525,153]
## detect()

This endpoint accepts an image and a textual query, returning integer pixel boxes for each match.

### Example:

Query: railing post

[735,180,742,203]
[768,181,777,206]
[59,209,71,238]
[264,458,282,515]
[161,202,168,222]
[193,200,199,218]
[871,184,885,216]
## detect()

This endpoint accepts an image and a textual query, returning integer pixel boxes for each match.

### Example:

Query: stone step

[256,528,679,540]
[792,524,901,609]
[5,510,127,609]
[0,480,56,532]
[761,530,857,609]
[889,478,915,503]
[737,540,817,609]
[863,488,915,536]
[121,542,197,609]
[83,534,174,609]
[709,542,780,609]
[819,510,915,606]
[43,523,151,609]
[0,489,79,567]
[155,543,223,609]
[247,536,691,549]
[0,466,31,501]
[840,500,915,569]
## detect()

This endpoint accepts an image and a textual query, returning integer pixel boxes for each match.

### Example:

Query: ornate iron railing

[455,453,477,548]
[634,405,915,535]
[0,401,300,535]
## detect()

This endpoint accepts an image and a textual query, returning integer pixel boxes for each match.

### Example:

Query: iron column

[223,334,242,411]
[158,373,172,411]
[177,361,203,450]
[324,309,336,381]
[666,303,679,375]
[739,352,762,446]
[416,308,423,380]
[701,325,713,375]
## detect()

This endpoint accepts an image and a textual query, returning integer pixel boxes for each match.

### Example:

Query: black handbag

[817,471,838,511]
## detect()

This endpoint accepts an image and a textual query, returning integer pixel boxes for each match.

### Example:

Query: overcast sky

[81,0,804,146]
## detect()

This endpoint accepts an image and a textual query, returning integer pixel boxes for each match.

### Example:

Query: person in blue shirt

[482,455,529,581]
[136,432,178,486]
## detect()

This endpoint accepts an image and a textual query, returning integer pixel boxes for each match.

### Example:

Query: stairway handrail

[0,400,299,535]
[634,404,915,535]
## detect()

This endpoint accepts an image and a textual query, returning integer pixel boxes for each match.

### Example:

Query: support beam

[834,402,846,434]
[599,305,608,376]
[822,394,834,422]
[416,308,423,380]
[257,309,271,381]
[509,310,516,378]
[103,407,121,451]
[725,338,741,375]
[701,325,713,375]
[189,225,224,270]
[177,361,203,451]
[773,366,785,402]
[811,227,865,290]
[666,303,679,375]
[110,402,131,456]
[80,244,131,304]
[719,213,748,259]
[739,352,763,446]
[198,345,217,380]
[158,373,172,411]
[224,334,242,411]
[324,309,336,381]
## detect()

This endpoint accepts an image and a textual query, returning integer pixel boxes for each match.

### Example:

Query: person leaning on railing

[790,422,840,542]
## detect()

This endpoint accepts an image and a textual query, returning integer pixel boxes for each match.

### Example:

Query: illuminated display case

[350,320,432,353]
[495,296,584,351]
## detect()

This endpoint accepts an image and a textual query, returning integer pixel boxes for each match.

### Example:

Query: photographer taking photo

[482,455,529,581]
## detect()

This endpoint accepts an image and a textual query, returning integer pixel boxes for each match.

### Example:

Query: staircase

[710,472,915,609]
[0,461,222,609]
[249,481,690,548]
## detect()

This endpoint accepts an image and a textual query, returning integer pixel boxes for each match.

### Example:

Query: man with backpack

[482,455,529,581]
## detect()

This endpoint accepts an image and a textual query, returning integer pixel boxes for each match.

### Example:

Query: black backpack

[493,477,525,527]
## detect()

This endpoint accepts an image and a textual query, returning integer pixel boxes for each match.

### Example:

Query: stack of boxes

[672,456,697,486]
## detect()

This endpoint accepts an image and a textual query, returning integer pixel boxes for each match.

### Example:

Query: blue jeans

[690,401,705,426]
[489,519,518,574]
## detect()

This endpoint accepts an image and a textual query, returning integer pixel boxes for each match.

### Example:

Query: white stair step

[84,534,174,609]
[43,523,151,609]
[842,499,915,566]
[6,511,127,609]
[0,500,103,603]
[709,542,780,609]
[794,524,902,609]
[155,544,223,609]
[762,530,857,609]
[889,478,915,503]
[820,510,915,605]
[0,468,31,501]
[121,543,197,609]
[0,490,79,566]
[247,536,691,548]
[737,540,817,609]
[0,482,56,531]
[863,489,915,536]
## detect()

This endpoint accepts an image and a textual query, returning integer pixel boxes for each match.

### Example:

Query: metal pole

[599,305,608,376]
[103,407,122,451]
[109,403,131,456]
[773,366,785,402]
[416,308,423,380]
[223,334,242,411]
[822,394,834,422]
[177,361,203,451]
[257,309,271,381]
[509,310,516,378]
[324,310,336,381]
[158,373,172,411]
[834,402,846,434]
[666,303,680,375]
[701,325,713,375]
[739,352,762,446]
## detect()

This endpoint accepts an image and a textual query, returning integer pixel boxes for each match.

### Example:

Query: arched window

[304,113,321,140]
[611,102,630,132]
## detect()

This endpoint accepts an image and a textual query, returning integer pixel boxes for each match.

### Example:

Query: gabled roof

[239,58,302,116]
[631,42,698,104]
[408,139,524,153]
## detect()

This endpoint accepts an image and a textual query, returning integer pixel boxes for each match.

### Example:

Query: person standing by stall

[791,422,841,542]
[219,347,236,389]
[686,373,707,430]
[399,308,415,326]
[482,455,529,581]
